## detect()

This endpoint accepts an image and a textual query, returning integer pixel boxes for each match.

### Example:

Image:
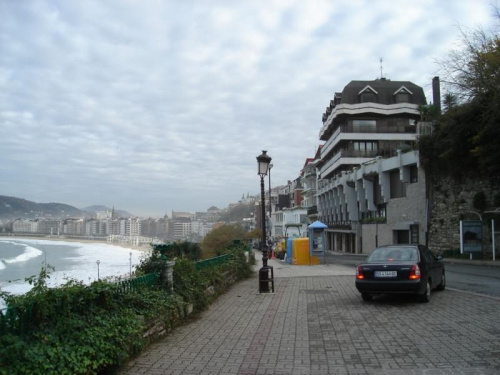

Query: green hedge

[0,244,253,374]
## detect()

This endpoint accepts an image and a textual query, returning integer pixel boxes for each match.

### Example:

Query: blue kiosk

[308,221,328,264]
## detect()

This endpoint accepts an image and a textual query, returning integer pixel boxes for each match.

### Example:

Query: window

[360,91,377,103]
[421,246,434,263]
[368,247,418,262]
[410,225,419,244]
[377,204,386,218]
[353,141,378,154]
[396,92,410,103]
[352,119,376,131]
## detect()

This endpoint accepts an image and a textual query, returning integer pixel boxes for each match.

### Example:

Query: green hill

[0,195,84,219]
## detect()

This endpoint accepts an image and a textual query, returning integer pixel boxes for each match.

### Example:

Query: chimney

[432,76,441,114]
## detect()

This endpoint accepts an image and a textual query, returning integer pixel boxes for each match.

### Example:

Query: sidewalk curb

[327,250,500,267]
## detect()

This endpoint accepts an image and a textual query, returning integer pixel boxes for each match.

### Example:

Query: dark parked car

[355,245,445,302]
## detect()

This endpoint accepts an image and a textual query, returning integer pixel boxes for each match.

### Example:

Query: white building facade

[272,207,308,239]
[317,79,429,254]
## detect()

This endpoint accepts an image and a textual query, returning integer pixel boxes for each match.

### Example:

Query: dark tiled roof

[340,79,427,105]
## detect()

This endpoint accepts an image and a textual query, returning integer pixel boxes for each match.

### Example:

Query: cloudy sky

[0,1,497,217]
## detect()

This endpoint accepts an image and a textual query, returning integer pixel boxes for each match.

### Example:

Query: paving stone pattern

[120,269,500,375]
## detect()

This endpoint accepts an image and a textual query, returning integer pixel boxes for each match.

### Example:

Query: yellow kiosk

[292,238,320,265]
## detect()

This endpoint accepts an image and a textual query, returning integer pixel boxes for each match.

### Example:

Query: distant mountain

[82,205,109,212]
[0,196,134,220]
[81,205,132,218]
[0,195,84,220]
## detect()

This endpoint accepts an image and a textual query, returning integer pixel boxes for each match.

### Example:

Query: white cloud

[0,0,497,216]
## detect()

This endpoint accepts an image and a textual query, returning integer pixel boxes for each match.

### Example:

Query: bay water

[0,237,149,308]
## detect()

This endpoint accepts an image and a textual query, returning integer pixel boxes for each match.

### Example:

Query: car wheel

[361,293,373,302]
[420,280,431,303]
[436,271,446,291]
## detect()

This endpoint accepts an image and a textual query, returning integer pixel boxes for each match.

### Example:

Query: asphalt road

[446,263,500,298]
[326,252,500,298]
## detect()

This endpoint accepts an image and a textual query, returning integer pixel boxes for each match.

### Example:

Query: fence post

[163,261,176,292]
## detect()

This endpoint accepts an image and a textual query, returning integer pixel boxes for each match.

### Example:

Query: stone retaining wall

[142,268,239,343]
[429,176,499,254]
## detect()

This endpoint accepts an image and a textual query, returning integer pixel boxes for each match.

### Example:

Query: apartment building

[300,146,322,222]
[12,219,38,233]
[273,207,308,239]
[37,219,62,235]
[316,78,429,253]
[63,219,85,235]
[318,78,426,180]
[317,150,426,254]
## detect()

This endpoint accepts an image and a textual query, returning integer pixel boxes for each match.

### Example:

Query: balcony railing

[320,149,378,178]
[307,206,318,216]
[319,102,420,138]
[329,221,352,230]
[322,124,415,158]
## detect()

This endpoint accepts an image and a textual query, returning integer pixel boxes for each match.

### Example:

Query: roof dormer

[358,85,378,103]
[393,85,413,103]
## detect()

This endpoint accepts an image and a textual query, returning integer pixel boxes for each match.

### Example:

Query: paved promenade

[120,254,500,375]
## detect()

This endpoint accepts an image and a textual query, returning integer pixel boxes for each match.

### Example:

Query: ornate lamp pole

[268,163,273,235]
[256,150,274,293]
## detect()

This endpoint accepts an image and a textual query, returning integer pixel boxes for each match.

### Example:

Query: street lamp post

[256,150,274,293]
[96,260,100,281]
[268,163,273,237]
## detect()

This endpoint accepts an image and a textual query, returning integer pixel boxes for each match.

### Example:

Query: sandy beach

[0,234,153,252]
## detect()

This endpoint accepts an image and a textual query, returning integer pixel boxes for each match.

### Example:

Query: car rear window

[367,247,419,262]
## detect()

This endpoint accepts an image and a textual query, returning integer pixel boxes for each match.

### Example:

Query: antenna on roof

[379,57,384,79]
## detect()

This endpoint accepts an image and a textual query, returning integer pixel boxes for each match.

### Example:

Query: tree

[442,92,458,113]
[219,202,254,222]
[246,228,262,240]
[421,11,500,177]
[438,17,500,103]
[200,224,247,258]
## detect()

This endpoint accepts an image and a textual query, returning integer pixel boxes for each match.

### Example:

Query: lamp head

[256,150,272,176]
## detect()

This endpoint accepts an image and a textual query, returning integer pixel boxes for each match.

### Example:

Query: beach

[0,234,153,250]
[0,237,151,307]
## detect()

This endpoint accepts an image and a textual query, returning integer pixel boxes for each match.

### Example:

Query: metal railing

[115,272,160,294]
[195,254,231,270]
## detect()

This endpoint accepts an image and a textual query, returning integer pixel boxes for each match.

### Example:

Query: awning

[393,221,419,230]
[308,220,328,229]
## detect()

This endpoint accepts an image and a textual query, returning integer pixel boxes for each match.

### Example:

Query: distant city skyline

[1,1,497,217]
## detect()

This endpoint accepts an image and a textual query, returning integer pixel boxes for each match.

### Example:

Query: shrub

[0,241,253,374]
[200,224,247,258]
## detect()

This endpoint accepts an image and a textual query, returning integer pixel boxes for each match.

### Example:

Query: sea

[0,237,149,309]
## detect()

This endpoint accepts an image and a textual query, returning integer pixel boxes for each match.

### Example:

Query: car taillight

[409,264,421,280]
[356,265,365,280]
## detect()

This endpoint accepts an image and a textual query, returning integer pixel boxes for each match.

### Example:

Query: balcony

[320,150,378,179]
[330,221,352,230]
[319,102,420,139]
[321,124,416,159]
[307,206,318,216]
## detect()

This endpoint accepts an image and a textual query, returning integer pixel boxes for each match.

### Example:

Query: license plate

[375,270,397,278]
